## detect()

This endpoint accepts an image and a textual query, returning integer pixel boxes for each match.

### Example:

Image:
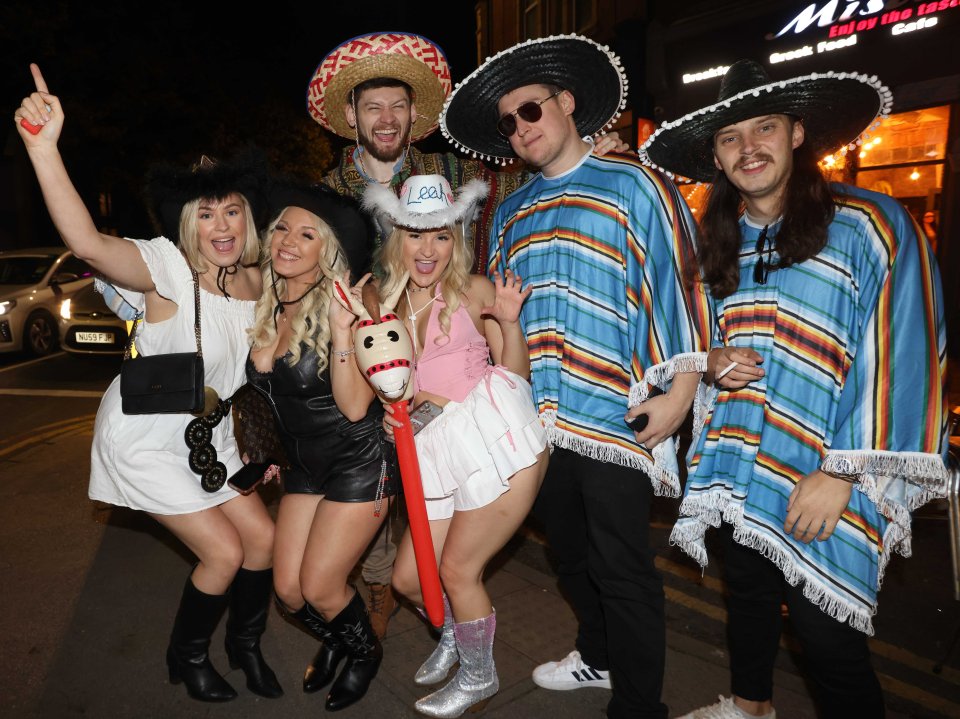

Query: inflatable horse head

[333,275,413,401]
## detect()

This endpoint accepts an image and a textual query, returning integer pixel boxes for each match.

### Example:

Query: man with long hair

[642,60,948,718]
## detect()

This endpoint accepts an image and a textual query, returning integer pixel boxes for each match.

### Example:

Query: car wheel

[25,310,58,356]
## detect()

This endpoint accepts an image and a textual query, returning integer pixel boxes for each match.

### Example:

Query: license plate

[76,331,115,344]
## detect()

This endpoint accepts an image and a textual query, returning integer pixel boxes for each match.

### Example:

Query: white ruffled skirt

[415,367,547,520]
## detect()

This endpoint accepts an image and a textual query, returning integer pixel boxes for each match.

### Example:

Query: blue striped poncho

[671,184,948,634]
[488,151,712,495]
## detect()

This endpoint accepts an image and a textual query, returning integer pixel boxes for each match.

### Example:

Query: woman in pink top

[364,175,549,717]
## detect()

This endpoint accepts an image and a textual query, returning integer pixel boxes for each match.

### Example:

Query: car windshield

[0,256,58,285]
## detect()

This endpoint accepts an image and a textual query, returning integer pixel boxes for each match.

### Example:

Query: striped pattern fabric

[488,152,712,495]
[322,146,527,273]
[672,183,948,634]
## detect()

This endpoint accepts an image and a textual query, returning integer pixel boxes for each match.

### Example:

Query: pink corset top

[413,292,491,403]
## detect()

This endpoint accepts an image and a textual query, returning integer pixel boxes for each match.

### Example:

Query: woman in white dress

[14,65,280,702]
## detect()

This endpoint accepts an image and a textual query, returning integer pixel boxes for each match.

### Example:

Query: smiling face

[496,84,583,176]
[399,227,455,289]
[269,206,326,286]
[712,114,805,217]
[193,193,248,268]
[345,84,416,163]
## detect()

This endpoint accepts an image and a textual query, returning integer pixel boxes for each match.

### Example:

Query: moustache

[737,153,774,170]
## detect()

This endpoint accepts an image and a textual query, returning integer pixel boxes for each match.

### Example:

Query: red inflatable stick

[390,400,444,628]
[20,118,42,135]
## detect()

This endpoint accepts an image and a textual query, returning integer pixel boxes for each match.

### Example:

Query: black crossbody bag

[120,269,205,414]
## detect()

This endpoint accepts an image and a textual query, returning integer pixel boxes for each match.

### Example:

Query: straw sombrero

[639,59,892,182]
[307,32,452,142]
[440,34,627,164]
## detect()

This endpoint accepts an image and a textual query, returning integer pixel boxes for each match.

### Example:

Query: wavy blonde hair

[248,209,349,376]
[178,195,260,273]
[377,223,473,342]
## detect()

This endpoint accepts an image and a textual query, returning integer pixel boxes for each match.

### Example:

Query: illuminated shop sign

[776,0,957,38]
[682,65,730,84]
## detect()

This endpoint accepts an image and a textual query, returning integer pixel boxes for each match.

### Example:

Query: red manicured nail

[20,118,42,135]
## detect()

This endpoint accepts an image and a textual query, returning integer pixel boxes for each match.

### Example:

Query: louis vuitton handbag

[120,269,205,415]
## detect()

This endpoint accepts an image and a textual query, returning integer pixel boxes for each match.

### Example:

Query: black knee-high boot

[224,567,283,698]
[285,601,348,694]
[325,588,383,712]
[166,576,237,702]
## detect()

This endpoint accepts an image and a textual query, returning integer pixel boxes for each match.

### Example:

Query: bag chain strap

[122,268,203,360]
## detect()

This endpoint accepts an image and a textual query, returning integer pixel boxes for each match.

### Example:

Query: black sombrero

[145,147,270,244]
[440,34,627,165]
[639,59,891,182]
[267,180,375,278]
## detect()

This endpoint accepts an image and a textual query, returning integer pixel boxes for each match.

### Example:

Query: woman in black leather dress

[246,183,398,712]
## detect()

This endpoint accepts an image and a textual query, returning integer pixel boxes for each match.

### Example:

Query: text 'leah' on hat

[638,59,892,183]
[267,180,375,279]
[440,34,628,164]
[361,174,488,237]
[144,147,270,245]
[307,32,452,142]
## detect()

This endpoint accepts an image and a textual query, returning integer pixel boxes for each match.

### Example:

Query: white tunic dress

[88,238,254,515]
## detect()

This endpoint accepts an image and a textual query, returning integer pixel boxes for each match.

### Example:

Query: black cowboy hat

[639,59,891,183]
[144,147,270,244]
[266,180,375,279]
[440,34,627,164]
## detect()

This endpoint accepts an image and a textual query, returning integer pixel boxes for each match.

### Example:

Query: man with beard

[304,33,627,651]
[309,32,624,274]
[640,59,948,718]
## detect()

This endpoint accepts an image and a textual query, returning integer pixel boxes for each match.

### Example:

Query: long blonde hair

[177,195,260,272]
[248,209,349,376]
[377,223,473,342]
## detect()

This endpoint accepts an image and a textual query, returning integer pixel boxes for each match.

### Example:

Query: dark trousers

[534,447,667,719]
[721,526,884,718]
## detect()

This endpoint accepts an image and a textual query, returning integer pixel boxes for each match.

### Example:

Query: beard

[358,121,412,163]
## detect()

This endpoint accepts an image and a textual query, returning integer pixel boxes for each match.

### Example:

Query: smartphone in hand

[625,386,665,433]
[228,461,273,495]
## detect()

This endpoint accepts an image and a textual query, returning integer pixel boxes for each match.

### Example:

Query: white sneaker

[675,695,777,719]
[531,650,611,690]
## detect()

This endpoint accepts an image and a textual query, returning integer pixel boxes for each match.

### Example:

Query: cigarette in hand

[717,362,738,380]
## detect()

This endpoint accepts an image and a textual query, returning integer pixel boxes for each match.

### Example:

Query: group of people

[14,27,947,719]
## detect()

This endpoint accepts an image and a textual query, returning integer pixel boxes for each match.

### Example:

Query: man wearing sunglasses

[641,60,947,719]
[442,36,713,719]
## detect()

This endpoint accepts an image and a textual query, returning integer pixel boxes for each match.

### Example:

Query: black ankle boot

[289,603,347,693]
[224,567,283,698]
[166,576,237,702]
[325,589,383,712]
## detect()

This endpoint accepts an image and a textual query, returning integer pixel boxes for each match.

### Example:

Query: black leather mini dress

[246,345,398,502]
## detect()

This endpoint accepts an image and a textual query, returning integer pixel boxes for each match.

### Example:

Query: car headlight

[0,300,16,316]
[60,298,72,320]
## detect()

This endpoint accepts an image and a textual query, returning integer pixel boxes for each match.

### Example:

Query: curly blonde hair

[377,223,473,342]
[248,209,349,376]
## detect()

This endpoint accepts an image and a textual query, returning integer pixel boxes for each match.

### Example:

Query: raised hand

[330,272,371,331]
[482,269,531,325]
[14,64,62,145]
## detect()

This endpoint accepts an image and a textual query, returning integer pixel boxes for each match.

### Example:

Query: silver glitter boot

[414,611,498,718]
[415,595,458,686]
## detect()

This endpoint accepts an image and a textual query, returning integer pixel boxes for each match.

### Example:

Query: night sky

[1,0,478,243]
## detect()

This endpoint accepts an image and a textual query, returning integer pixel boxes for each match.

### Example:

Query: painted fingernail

[20,118,42,135]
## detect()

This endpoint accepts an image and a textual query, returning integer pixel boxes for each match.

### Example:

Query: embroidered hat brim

[440,34,627,163]
[639,64,891,183]
[308,32,452,142]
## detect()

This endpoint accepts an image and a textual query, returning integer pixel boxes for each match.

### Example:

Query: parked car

[0,247,96,356]
[59,282,129,355]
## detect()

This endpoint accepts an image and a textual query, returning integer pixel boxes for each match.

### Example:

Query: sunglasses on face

[496,89,563,138]
[753,224,773,285]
